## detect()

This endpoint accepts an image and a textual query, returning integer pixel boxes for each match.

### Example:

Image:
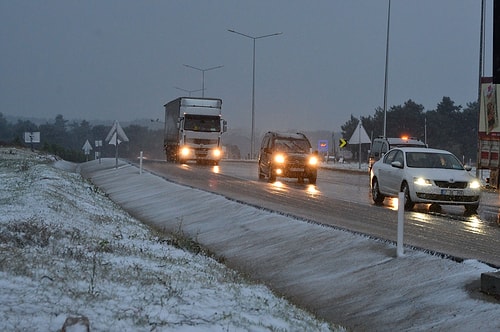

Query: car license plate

[441,189,462,196]
[290,168,304,172]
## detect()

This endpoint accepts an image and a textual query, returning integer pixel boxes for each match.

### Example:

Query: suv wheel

[268,167,276,182]
[258,163,265,179]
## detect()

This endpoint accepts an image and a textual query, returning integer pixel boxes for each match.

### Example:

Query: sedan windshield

[405,152,464,170]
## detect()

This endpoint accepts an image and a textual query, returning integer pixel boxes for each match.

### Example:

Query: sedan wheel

[371,178,385,204]
[402,182,414,211]
[465,203,479,213]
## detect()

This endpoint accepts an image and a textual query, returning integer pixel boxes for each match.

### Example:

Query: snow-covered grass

[0,147,344,332]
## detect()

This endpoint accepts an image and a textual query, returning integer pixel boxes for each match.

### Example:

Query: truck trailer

[164,97,227,165]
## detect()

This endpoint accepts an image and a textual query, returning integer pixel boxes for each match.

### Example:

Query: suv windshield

[274,138,311,153]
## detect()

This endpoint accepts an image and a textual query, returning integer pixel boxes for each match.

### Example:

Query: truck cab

[164,97,227,165]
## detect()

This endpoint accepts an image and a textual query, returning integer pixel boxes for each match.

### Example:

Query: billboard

[479,77,500,138]
[317,140,328,153]
[24,132,40,143]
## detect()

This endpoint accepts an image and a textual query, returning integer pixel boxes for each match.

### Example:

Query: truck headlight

[274,154,285,163]
[180,147,191,157]
[212,149,221,158]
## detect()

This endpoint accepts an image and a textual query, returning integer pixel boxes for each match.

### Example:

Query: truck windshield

[184,115,221,132]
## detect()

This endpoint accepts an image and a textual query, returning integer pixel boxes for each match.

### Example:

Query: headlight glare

[309,156,318,166]
[274,154,285,163]
[180,147,191,157]
[212,149,221,158]
[469,180,481,189]
[414,177,431,186]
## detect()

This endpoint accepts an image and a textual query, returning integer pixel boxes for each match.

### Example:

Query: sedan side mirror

[391,161,403,169]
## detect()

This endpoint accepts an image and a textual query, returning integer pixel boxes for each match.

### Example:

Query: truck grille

[187,138,217,145]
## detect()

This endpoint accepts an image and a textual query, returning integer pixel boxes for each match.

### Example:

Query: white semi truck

[164,97,227,165]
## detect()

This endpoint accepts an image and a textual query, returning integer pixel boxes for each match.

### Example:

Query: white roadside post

[397,191,405,257]
[139,151,143,174]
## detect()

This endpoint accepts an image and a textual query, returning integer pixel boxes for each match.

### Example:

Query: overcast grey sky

[0,1,494,133]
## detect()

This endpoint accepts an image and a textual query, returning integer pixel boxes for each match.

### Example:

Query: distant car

[258,131,319,184]
[368,136,426,171]
[370,147,481,212]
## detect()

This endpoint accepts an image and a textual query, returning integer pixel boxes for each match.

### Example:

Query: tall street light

[183,64,223,98]
[228,29,282,159]
[383,0,391,138]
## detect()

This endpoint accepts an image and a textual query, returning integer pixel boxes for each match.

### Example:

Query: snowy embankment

[0,147,344,332]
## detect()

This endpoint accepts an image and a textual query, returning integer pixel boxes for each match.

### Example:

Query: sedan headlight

[469,180,481,189]
[308,156,318,166]
[274,154,285,163]
[413,177,432,186]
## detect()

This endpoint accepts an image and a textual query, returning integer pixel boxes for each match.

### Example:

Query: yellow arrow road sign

[339,138,347,148]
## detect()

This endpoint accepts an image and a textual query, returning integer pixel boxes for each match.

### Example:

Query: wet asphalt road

[141,160,500,267]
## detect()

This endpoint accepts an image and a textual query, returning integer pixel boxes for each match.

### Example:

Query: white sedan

[370,147,481,212]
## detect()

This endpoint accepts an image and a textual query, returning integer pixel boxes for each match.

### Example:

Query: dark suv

[368,136,426,171]
[258,131,319,184]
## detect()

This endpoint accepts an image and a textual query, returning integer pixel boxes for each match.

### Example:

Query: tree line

[0,114,165,162]
[340,96,479,163]
[0,95,479,163]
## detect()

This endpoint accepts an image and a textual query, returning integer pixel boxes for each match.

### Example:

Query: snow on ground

[0,147,345,332]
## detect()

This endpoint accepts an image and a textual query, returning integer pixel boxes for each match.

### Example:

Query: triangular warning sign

[348,124,371,145]
[105,120,129,143]
[108,132,123,146]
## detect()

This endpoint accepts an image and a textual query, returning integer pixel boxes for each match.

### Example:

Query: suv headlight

[308,156,318,166]
[274,154,285,163]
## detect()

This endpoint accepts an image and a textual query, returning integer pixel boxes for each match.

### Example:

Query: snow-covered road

[79,157,500,331]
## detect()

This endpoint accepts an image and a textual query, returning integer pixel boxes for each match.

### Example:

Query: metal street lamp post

[174,86,205,97]
[383,0,391,138]
[228,29,282,159]
[183,64,223,98]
